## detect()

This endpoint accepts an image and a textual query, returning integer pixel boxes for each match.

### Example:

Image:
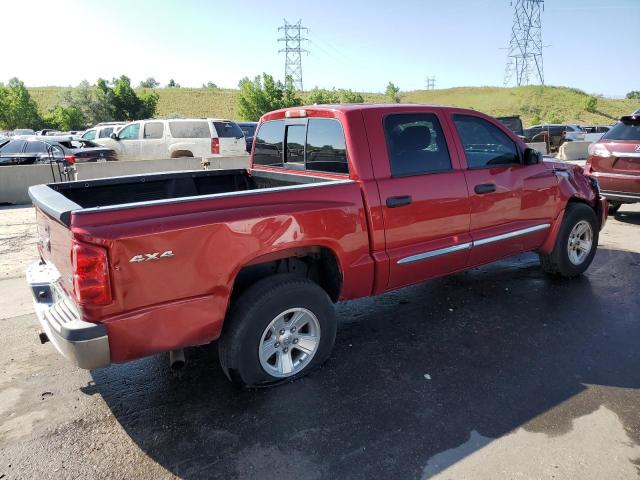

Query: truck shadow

[612,209,640,226]
[89,247,640,479]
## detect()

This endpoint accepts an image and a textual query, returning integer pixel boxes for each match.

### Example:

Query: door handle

[386,195,412,208]
[474,183,496,194]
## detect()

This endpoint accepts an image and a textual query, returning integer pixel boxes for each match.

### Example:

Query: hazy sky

[5,0,639,96]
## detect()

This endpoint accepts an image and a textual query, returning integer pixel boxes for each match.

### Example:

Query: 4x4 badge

[129,251,175,263]
[635,145,640,152]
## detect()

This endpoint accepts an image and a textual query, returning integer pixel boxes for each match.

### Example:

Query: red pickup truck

[27,105,607,387]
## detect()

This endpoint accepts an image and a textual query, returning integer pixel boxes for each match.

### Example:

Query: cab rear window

[253,118,349,174]
[602,117,640,141]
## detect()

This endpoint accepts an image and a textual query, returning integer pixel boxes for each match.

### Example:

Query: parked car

[81,122,126,142]
[26,104,606,386]
[237,121,258,152]
[13,128,35,136]
[94,118,248,161]
[581,125,612,143]
[0,137,116,166]
[524,124,586,150]
[585,114,640,213]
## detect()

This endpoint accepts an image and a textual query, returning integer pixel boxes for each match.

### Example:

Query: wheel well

[171,150,194,158]
[230,247,342,304]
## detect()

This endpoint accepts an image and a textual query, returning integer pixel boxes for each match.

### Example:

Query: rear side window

[0,140,26,153]
[384,113,452,176]
[144,122,164,139]
[254,120,284,167]
[169,121,210,138]
[306,119,348,174]
[453,115,519,168]
[24,141,47,153]
[212,121,243,138]
[98,127,113,138]
[602,119,640,141]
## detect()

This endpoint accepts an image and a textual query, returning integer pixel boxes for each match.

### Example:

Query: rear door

[449,113,558,266]
[364,108,472,291]
[141,121,166,159]
[211,121,246,156]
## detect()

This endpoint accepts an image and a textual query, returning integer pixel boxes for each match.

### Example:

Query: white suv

[81,122,126,141]
[94,119,248,161]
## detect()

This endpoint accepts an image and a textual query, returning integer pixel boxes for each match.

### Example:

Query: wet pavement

[1,204,639,479]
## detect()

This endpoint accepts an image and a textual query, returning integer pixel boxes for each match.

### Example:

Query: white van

[94,118,248,161]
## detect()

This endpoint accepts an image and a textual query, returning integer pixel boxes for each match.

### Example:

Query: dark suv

[585,114,640,213]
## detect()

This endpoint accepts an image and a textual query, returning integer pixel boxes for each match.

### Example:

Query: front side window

[118,123,140,140]
[82,129,96,140]
[254,120,284,167]
[0,140,26,153]
[144,122,164,139]
[453,115,519,168]
[306,119,348,174]
[384,113,452,176]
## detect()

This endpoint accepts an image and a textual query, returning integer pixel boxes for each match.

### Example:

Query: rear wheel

[539,203,599,277]
[218,274,337,388]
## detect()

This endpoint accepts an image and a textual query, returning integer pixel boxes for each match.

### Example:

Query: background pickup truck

[27,104,607,387]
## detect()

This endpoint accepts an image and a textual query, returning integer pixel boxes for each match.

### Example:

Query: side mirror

[524,147,543,165]
[110,132,119,140]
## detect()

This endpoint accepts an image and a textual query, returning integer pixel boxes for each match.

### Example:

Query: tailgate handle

[474,183,496,194]
[386,195,412,208]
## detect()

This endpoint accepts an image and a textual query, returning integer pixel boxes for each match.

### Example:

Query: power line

[278,19,309,91]
[504,0,545,86]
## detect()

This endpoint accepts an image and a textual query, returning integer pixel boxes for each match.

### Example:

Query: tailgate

[219,136,246,155]
[34,206,75,296]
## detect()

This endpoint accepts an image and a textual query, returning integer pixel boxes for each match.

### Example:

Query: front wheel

[218,274,337,388]
[539,203,599,277]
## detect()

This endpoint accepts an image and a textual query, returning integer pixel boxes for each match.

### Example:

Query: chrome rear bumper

[26,261,111,370]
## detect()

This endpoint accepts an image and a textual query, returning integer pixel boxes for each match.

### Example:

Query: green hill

[28,85,637,127]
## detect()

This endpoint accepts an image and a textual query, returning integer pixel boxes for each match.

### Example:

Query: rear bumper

[601,190,640,204]
[26,261,111,370]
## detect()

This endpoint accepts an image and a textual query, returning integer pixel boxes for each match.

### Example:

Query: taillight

[71,241,112,305]
[588,143,611,158]
[211,137,220,154]
[64,154,76,164]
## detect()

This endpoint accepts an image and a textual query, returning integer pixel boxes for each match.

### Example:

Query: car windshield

[601,117,640,141]
[240,125,256,137]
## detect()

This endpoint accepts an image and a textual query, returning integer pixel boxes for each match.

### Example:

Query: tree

[167,79,180,88]
[584,95,598,113]
[109,75,158,120]
[203,81,218,89]
[308,87,364,104]
[139,77,159,88]
[385,82,400,103]
[236,73,302,121]
[0,78,43,129]
[44,105,85,131]
[626,91,640,100]
[530,114,541,125]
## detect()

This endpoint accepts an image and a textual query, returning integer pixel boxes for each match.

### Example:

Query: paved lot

[1,203,639,480]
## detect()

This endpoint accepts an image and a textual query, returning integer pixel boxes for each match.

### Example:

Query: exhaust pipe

[169,349,185,370]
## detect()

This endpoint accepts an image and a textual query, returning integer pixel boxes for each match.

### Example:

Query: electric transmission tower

[278,19,309,90]
[504,0,545,86]
[425,76,436,90]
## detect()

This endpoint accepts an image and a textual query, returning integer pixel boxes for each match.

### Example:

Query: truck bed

[29,168,343,226]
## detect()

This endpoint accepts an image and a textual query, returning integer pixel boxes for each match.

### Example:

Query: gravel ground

[1,203,639,480]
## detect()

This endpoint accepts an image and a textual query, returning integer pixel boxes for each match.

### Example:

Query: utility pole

[278,19,309,91]
[504,0,545,86]
[425,76,436,90]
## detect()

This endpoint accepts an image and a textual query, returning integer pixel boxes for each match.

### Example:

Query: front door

[363,108,472,291]
[449,113,558,267]
[116,122,142,160]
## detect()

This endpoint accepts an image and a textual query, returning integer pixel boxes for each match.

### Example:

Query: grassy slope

[28,85,637,126]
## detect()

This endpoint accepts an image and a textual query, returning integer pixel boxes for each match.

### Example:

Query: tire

[218,274,337,388]
[539,203,599,277]
[608,202,622,214]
